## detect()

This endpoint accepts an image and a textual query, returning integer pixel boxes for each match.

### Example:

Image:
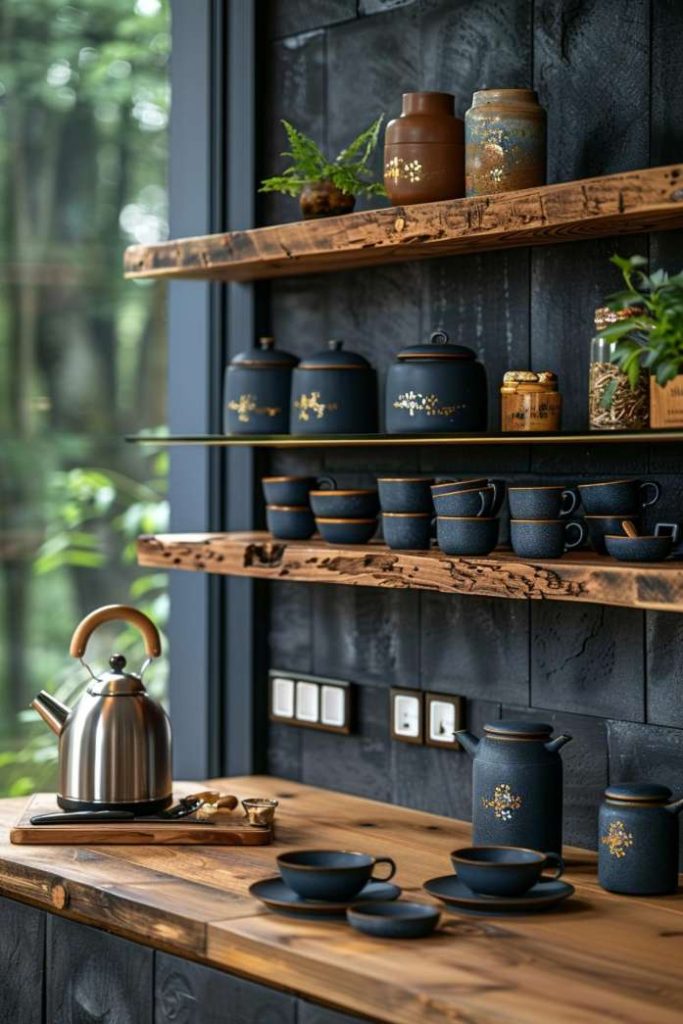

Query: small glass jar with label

[500,371,562,432]
[589,306,649,431]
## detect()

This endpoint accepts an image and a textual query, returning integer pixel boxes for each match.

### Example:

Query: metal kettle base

[57,794,173,816]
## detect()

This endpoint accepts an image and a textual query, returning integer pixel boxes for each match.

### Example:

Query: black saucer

[423,874,574,915]
[250,876,401,917]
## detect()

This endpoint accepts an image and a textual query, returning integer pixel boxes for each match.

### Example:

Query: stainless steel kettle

[32,604,172,814]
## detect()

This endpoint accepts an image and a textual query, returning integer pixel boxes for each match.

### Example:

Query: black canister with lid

[385,329,487,434]
[598,783,683,895]
[290,340,377,435]
[224,336,298,435]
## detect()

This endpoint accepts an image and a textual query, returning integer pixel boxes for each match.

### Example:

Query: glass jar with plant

[597,254,683,429]
[260,115,386,219]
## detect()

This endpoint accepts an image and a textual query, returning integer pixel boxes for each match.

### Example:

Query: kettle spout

[31,691,70,735]
[545,733,572,753]
[455,730,479,757]
[666,797,683,816]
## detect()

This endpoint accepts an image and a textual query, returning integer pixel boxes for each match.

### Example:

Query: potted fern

[260,115,386,219]
[602,254,683,427]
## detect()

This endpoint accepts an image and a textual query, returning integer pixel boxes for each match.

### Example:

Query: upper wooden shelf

[124,165,683,283]
[128,429,683,448]
[137,532,683,614]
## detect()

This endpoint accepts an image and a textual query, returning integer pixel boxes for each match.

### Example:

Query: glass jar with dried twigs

[589,307,649,431]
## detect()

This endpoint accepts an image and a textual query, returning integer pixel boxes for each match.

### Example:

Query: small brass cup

[242,797,278,827]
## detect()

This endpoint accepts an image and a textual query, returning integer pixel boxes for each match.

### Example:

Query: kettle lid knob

[109,654,127,672]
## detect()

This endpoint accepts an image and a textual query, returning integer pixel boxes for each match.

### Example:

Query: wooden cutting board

[10,794,273,846]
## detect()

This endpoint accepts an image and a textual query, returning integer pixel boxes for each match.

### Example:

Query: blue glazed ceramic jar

[457,720,572,855]
[290,340,377,435]
[385,330,487,434]
[465,89,546,198]
[598,783,683,895]
[224,336,298,435]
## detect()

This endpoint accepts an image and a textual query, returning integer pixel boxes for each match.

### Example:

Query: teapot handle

[70,604,162,659]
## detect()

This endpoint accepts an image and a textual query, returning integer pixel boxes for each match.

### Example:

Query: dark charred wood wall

[257,0,683,855]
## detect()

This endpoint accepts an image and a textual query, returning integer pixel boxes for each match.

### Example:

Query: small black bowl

[310,489,379,518]
[604,533,673,563]
[377,477,434,514]
[346,901,440,939]
[316,517,377,545]
[382,513,432,550]
[436,516,499,556]
[585,515,641,555]
[266,505,315,540]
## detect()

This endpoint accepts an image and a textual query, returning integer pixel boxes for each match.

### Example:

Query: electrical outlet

[390,688,423,744]
[425,693,464,748]
[269,670,351,734]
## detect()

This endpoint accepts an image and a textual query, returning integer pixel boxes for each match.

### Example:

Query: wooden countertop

[1,776,682,1024]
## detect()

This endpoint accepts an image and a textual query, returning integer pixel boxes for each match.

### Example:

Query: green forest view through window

[0,0,170,795]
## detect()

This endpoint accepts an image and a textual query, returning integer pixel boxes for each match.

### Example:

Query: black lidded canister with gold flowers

[598,783,683,896]
[224,336,298,435]
[290,340,377,435]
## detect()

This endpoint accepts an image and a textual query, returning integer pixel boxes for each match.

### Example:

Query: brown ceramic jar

[384,92,464,205]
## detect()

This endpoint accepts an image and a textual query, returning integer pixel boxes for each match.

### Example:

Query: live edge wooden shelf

[137,532,683,614]
[123,165,683,283]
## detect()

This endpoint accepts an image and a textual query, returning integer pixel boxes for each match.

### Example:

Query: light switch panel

[295,681,319,723]
[269,670,351,734]
[390,688,423,744]
[321,684,347,728]
[271,676,295,719]
[425,692,464,748]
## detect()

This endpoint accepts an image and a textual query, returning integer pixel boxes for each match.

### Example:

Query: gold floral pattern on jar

[384,156,423,184]
[481,783,523,821]
[601,819,634,859]
[392,391,461,418]
[227,394,281,423]
[293,391,339,422]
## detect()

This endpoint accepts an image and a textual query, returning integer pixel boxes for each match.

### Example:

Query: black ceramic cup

[451,846,564,897]
[508,485,578,521]
[436,516,499,556]
[433,486,494,518]
[377,477,434,514]
[262,475,336,506]
[382,513,432,550]
[277,849,396,901]
[316,517,377,545]
[510,519,585,559]
[310,489,379,518]
[578,478,661,516]
[585,515,642,555]
[346,901,440,939]
[431,477,506,515]
[266,505,315,540]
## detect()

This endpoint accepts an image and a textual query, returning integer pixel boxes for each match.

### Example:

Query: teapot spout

[666,797,683,816]
[31,691,70,735]
[455,730,479,757]
[545,734,572,754]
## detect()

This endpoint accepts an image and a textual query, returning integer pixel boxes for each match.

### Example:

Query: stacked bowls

[377,477,434,550]
[310,487,379,544]
[432,478,505,555]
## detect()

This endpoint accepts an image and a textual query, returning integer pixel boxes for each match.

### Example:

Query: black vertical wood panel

[155,952,297,1024]
[0,895,44,1024]
[47,915,153,1024]
[298,998,373,1024]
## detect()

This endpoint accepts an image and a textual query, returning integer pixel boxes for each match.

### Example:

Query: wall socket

[269,670,351,734]
[390,688,464,747]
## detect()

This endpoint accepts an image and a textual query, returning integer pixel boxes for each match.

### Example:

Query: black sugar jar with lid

[224,336,298,435]
[385,329,487,434]
[290,340,377,435]
[598,783,683,895]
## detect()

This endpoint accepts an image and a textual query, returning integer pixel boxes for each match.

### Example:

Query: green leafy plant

[602,254,683,388]
[260,115,386,198]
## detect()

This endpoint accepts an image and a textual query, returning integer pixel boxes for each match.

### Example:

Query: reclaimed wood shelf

[123,165,683,283]
[137,532,683,614]
[2,777,682,1024]
[127,428,683,448]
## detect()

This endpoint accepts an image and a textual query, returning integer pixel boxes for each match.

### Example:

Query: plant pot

[650,374,683,427]
[299,181,355,219]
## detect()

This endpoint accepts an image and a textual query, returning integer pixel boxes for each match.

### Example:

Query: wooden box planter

[650,375,683,427]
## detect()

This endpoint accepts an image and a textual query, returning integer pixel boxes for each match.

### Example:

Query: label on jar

[501,392,562,432]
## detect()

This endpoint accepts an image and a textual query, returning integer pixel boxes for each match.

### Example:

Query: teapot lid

[87,654,146,696]
[484,720,553,738]
[299,339,373,371]
[605,782,672,804]
[397,329,477,362]
[231,336,298,368]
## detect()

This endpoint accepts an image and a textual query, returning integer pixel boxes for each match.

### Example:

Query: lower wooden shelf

[137,532,683,613]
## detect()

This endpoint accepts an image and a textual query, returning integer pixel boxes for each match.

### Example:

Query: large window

[0,0,170,795]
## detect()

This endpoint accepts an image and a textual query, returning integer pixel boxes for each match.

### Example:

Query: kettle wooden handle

[70,605,162,659]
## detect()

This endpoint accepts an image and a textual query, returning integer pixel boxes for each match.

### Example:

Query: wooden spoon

[621,520,639,538]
